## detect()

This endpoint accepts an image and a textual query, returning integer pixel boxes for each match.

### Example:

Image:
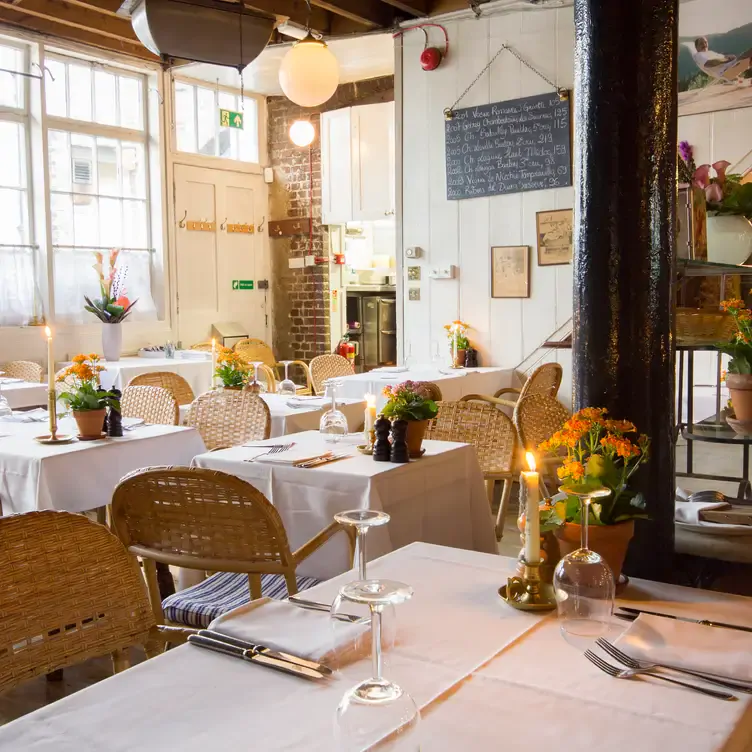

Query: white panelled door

[173,164,269,347]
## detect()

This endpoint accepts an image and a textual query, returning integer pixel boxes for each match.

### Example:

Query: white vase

[706,214,752,265]
[102,323,123,362]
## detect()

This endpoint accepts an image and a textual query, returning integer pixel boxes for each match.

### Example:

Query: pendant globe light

[279,31,339,107]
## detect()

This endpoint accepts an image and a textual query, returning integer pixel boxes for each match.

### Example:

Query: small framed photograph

[536,209,573,266]
[491,246,529,298]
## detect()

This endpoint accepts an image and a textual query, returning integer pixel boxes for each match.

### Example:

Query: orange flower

[575,407,608,421]
[563,417,592,433]
[600,436,639,459]
[721,298,745,312]
[72,354,87,364]
[603,419,636,434]
[557,459,585,481]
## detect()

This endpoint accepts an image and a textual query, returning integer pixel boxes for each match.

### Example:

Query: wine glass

[553,485,615,639]
[246,361,265,394]
[334,579,420,751]
[0,372,12,418]
[319,380,348,443]
[335,509,391,582]
[277,361,297,397]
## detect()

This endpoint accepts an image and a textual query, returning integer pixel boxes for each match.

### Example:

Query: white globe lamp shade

[279,35,339,107]
[289,120,315,147]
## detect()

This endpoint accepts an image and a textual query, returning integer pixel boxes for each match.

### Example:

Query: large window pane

[174,82,196,153]
[0,44,24,109]
[196,86,215,156]
[0,122,24,189]
[0,188,25,245]
[48,130,72,191]
[238,98,259,163]
[119,75,143,130]
[94,70,117,126]
[45,59,67,116]
[122,200,147,248]
[50,192,74,245]
[120,142,146,199]
[96,137,120,196]
[70,132,96,192]
[72,197,98,247]
[99,197,122,246]
[68,63,93,122]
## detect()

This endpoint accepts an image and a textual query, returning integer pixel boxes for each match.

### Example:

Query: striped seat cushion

[162,571,320,628]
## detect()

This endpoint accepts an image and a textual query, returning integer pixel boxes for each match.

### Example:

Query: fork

[243,443,293,462]
[583,650,736,700]
[596,638,752,694]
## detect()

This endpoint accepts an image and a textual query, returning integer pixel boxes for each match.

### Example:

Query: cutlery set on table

[242,441,353,468]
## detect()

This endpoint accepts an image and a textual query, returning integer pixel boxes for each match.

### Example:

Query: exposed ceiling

[0,0,489,65]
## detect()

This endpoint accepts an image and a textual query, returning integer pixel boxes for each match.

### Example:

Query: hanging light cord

[309,144,317,355]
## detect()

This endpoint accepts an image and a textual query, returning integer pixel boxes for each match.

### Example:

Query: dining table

[193,431,496,579]
[0,379,48,410]
[1,542,750,751]
[334,365,513,407]
[0,418,206,515]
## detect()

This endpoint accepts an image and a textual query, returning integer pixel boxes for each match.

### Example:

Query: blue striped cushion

[162,571,320,628]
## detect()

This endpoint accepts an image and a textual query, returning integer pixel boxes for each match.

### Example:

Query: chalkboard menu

[445,92,571,201]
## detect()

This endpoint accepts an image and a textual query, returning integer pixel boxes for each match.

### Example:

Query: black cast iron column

[572,0,678,581]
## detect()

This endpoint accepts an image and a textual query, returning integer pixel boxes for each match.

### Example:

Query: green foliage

[717,182,752,219]
[381,381,439,422]
[84,295,138,324]
[59,382,118,412]
[216,364,247,388]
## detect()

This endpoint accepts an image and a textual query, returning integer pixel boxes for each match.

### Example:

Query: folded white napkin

[615,613,752,682]
[0,377,24,384]
[178,350,210,360]
[253,448,334,465]
[286,397,326,409]
[675,501,729,524]
[208,598,369,666]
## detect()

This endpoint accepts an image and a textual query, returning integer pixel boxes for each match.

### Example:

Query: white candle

[45,326,54,390]
[522,452,540,564]
[364,393,376,432]
[211,338,217,389]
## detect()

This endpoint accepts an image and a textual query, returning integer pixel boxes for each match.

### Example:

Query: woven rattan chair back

[121,385,179,426]
[521,363,563,401]
[309,354,354,395]
[54,366,78,398]
[513,393,570,451]
[112,467,296,572]
[0,511,155,692]
[190,341,214,352]
[414,381,442,401]
[425,400,516,476]
[187,389,271,449]
[130,371,195,405]
[1,360,43,382]
[233,338,276,369]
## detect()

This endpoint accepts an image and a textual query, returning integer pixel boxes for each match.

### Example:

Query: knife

[187,634,328,680]
[287,595,367,623]
[197,629,332,675]
[617,607,752,633]
[296,453,351,469]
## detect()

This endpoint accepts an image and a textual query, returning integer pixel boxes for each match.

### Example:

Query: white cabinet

[321,101,395,225]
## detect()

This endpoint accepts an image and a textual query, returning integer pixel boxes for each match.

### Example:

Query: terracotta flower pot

[73,409,106,439]
[405,419,428,458]
[554,519,635,582]
[453,349,467,368]
[726,373,752,422]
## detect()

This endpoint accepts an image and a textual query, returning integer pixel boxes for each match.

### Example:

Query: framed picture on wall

[536,209,573,266]
[491,246,530,298]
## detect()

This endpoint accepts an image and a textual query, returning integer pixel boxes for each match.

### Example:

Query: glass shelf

[677,259,752,278]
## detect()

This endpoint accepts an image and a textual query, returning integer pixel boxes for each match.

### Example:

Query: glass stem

[371,606,383,682]
[331,388,337,412]
[581,497,590,550]
[357,528,367,580]
[284,363,290,380]
[254,364,259,383]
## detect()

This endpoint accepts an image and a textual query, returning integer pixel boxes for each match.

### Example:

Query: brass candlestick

[47,388,58,440]
[499,557,556,611]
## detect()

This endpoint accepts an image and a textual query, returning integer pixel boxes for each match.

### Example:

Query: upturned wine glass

[553,485,615,638]
[0,372,12,418]
[334,579,420,751]
[277,361,297,397]
[319,380,348,443]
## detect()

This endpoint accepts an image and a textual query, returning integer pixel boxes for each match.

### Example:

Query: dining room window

[173,79,260,163]
[44,54,157,324]
[0,39,37,326]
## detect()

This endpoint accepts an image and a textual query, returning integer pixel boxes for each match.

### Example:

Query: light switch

[288,257,304,269]
[429,265,456,279]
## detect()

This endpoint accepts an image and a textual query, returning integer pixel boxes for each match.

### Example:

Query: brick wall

[267,75,394,362]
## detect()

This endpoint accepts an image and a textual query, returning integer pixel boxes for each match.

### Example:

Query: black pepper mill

[107,388,123,437]
[372,416,391,462]
[389,419,409,463]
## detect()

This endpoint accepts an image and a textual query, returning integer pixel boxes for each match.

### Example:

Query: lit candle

[364,393,376,432]
[211,337,217,389]
[45,326,54,391]
[522,452,540,565]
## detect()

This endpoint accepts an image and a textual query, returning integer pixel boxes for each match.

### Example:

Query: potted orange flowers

[214,347,250,389]
[717,297,752,428]
[57,354,119,439]
[538,407,650,582]
[444,320,470,368]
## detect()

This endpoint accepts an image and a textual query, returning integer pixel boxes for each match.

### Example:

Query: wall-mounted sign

[232,280,254,290]
[220,109,244,130]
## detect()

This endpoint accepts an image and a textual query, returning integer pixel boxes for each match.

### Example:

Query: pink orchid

[713,160,731,185]
[705,183,724,203]
[693,164,711,189]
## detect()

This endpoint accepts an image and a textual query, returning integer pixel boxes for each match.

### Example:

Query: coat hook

[178,210,187,228]
[257,216,266,233]
[219,217,227,230]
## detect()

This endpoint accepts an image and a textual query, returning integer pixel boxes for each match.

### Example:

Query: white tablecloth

[1,381,48,410]
[335,366,512,407]
[0,421,206,515]
[57,355,213,398]
[193,431,495,579]
[2,543,750,751]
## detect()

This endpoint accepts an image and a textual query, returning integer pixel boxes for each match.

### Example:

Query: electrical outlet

[263,167,274,183]
[304,254,316,267]
[429,265,457,279]
[257,279,269,289]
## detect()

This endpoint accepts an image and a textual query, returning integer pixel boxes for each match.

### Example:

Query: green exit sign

[219,109,244,130]
[232,279,254,290]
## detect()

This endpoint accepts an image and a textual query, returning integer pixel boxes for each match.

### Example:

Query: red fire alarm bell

[420,46,442,71]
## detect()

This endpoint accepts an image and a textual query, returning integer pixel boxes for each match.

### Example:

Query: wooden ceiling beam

[309,0,393,28]
[377,0,427,17]
[243,0,331,33]
[56,0,124,18]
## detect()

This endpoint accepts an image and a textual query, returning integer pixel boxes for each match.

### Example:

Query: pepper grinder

[389,419,409,463]
[372,416,391,462]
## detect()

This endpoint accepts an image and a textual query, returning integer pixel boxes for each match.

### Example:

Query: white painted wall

[398,2,752,405]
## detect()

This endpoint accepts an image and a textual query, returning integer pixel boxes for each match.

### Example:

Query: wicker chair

[190,341,214,352]
[129,371,195,406]
[0,360,43,382]
[187,389,271,450]
[233,338,312,395]
[415,381,442,401]
[494,363,563,409]
[111,467,354,629]
[0,511,162,692]
[121,385,179,426]
[309,354,354,395]
[54,366,78,398]
[426,400,517,541]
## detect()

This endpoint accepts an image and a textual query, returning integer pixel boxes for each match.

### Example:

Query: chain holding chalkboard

[444,43,568,121]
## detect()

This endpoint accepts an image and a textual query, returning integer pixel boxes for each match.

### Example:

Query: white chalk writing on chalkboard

[445,92,572,201]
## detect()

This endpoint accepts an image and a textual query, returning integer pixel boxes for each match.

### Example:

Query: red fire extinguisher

[336,336,357,365]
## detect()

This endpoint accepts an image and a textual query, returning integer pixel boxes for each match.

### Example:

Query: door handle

[380,330,396,335]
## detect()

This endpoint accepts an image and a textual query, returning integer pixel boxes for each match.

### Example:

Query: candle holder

[499,558,556,611]
[34,389,75,444]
